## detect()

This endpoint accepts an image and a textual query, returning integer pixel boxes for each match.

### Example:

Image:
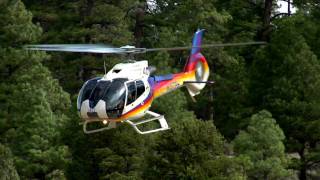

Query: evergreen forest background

[1,0,320,179]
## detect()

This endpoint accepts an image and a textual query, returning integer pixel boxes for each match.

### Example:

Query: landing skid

[81,111,169,134]
[125,111,170,134]
[82,119,117,134]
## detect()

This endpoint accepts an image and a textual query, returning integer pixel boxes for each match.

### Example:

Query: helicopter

[25,29,265,134]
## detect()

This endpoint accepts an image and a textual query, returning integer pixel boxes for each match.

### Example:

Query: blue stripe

[154,74,173,82]
[191,29,205,55]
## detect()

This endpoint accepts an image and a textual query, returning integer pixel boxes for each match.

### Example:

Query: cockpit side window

[136,80,145,99]
[126,81,136,105]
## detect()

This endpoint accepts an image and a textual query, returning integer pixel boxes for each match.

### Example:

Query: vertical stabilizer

[191,29,205,55]
[184,29,210,97]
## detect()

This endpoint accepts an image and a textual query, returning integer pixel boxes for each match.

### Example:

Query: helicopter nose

[81,99,108,119]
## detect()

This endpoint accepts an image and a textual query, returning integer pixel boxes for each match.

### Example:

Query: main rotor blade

[146,42,267,52]
[25,41,266,54]
[24,44,127,54]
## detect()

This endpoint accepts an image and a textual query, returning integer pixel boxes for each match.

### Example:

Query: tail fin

[184,29,206,72]
[184,29,210,97]
[191,29,205,55]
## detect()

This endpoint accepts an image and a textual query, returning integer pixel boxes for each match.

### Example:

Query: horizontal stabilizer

[183,80,215,84]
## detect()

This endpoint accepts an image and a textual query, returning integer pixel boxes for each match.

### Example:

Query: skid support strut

[125,111,170,134]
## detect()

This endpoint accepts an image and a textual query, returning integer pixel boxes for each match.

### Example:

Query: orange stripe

[109,96,153,122]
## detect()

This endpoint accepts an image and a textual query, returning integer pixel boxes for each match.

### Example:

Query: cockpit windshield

[77,77,101,110]
[77,78,128,119]
[89,80,111,108]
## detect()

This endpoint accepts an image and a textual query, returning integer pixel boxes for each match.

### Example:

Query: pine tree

[250,16,320,180]
[0,143,20,180]
[93,126,149,180]
[233,110,291,179]
[143,119,243,179]
[0,0,71,178]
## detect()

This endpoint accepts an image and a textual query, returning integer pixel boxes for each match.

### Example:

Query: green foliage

[45,170,67,180]
[0,0,41,46]
[0,0,71,179]
[143,119,238,179]
[250,16,320,177]
[0,39,71,180]
[233,110,291,179]
[216,0,264,42]
[24,0,135,93]
[93,127,148,180]
[0,143,20,180]
[210,52,251,138]
[285,13,320,59]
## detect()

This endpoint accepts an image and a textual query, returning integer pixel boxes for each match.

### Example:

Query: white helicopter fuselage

[79,60,152,121]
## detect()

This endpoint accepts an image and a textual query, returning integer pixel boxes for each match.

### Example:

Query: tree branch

[307,160,320,168]
[278,0,294,5]
[271,13,289,20]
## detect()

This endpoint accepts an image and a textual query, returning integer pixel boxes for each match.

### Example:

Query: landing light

[102,120,108,125]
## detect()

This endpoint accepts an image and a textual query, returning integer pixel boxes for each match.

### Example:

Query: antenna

[104,60,107,75]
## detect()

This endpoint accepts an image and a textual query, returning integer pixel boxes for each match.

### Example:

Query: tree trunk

[134,3,146,47]
[259,0,273,41]
[83,0,94,17]
[79,0,94,42]
[288,0,291,15]
[299,165,307,180]
[298,146,307,180]
[134,5,145,48]
[210,86,214,120]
